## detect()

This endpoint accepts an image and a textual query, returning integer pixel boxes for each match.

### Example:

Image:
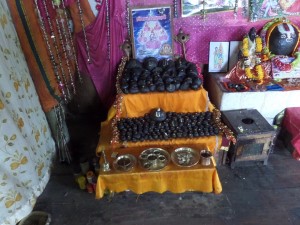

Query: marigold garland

[242,37,249,57]
[255,64,264,82]
[255,36,262,52]
[242,34,264,83]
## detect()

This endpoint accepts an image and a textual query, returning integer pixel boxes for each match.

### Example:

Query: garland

[273,53,300,71]
[212,108,236,145]
[110,56,128,146]
[242,35,264,83]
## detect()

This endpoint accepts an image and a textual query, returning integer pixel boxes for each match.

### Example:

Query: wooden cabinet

[221,109,276,168]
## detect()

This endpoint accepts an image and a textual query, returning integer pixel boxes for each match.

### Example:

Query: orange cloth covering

[120,88,212,117]
[7,1,76,112]
[95,88,222,198]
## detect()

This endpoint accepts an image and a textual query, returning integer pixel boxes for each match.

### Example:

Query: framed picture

[130,6,173,61]
[228,41,241,71]
[208,42,230,73]
[181,0,236,17]
[250,0,300,21]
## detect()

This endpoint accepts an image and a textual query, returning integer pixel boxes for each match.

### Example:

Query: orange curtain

[7,0,77,112]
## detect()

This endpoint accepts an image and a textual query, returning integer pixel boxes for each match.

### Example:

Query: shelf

[95,146,222,199]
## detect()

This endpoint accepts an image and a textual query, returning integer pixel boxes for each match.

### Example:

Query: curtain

[0,1,56,225]
[66,0,126,112]
[7,0,61,113]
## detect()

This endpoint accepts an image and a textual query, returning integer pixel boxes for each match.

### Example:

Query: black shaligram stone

[117,110,219,142]
[120,57,203,94]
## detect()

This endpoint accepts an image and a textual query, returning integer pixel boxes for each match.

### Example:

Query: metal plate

[113,154,136,172]
[139,148,170,171]
[171,147,200,167]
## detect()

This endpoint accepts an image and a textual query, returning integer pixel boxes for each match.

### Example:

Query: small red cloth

[283,107,300,155]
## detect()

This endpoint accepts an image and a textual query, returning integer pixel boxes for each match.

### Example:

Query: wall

[127,0,300,64]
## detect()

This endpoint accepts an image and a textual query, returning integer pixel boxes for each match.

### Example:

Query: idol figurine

[260,18,300,75]
[259,18,300,60]
[225,27,268,85]
[240,27,265,83]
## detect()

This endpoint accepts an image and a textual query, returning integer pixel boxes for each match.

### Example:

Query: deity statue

[260,18,300,75]
[263,19,299,57]
[242,27,258,69]
[237,27,265,83]
[226,18,300,88]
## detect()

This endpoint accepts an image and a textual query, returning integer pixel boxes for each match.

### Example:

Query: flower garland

[273,56,292,71]
[242,35,264,83]
[272,53,300,71]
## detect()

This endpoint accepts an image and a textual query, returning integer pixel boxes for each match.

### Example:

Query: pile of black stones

[227,82,246,91]
[120,57,203,94]
[117,109,220,142]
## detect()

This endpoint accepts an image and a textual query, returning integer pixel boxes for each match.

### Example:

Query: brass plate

[171,147,200,167]
[139,148,170,171]
[113,154,136,172]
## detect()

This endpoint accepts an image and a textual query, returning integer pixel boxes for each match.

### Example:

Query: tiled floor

[33,138,300,225]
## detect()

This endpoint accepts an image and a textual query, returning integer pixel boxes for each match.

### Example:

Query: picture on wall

[228,41,241,71]
[251,0,300,20]
[130,6,173,61]
[181,0,236,17]
[208,42,230,73]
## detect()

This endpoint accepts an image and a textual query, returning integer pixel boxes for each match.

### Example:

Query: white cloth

[0,2,55,224]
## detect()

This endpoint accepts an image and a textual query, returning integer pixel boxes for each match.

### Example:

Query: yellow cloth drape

[95,146,222,198]
[96,163,222,198]
[120,88,212,118]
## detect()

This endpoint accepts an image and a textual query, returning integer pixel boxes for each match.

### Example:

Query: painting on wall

[250,0,300,21]
[228,41,241,71]
[208,42,230,73]
[130,6,173,61]
[181,0,236,17]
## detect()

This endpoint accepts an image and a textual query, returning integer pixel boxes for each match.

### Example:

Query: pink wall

[128,0,300,64]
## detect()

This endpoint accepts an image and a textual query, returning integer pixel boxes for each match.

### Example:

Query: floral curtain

[0,1,55,225]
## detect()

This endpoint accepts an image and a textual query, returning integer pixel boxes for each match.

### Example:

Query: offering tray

[171,147,200,167]
[113,154,136,172]
[139,148,170,171]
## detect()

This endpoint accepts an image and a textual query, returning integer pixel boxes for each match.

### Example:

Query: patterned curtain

[0,1,55,225]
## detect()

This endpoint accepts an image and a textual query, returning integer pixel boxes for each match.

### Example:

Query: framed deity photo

[130,6,173,61]
[228,41,241,71]
[251,0,300,21]
[208,42,230,73]
[181,0,236,17]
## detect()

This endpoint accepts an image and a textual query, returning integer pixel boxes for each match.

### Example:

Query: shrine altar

[95,88,223,199]
[206,73,300,124]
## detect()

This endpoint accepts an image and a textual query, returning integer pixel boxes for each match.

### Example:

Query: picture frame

[208,42,230,73]
[228,41,241,71]
[181,0,236,17]
[250,0,300,21]
[130,6,173,61]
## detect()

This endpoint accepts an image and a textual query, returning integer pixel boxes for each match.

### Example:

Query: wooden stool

[221,109,276,168]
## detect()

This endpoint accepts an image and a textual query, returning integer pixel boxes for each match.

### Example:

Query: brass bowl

[171,147,200,167]
[113,154,136,172]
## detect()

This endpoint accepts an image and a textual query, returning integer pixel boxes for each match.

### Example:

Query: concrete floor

[33,138,300,225]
